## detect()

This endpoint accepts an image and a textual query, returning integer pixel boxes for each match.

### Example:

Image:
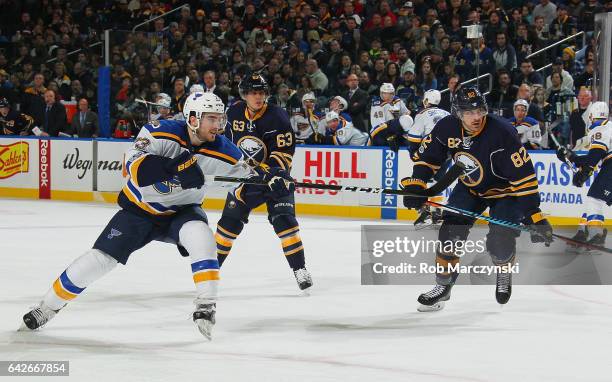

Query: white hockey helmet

[189,84,204,94]
[513,99,529,111]
[423,89,441,107]
[156,93,171,108]
[330,96,348,111]
[302,92,316,108]
[380,82,395,96]
[589,101,609,121]
[398,114,414,133]
[325,110,340,123]
[183,92,226,132]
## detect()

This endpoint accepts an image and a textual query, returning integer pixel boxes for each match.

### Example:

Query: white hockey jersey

[329,118,368,146]
[122,119,252,216]
[370,96,409,129]
[587,119,612,165]
[408,107,450,144]
[508,116,542,147]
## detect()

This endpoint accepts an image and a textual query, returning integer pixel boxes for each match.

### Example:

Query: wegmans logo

[0,141,29,179]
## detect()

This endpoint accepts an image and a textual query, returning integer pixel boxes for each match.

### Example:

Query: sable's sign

[0,141,29,179]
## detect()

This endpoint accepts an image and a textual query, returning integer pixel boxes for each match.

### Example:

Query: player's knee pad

[486,224,517,264]
[178,220,216,260]
[439,216,472,244]
[270,214,299,234]
[67,249,117,287]
[222,193,251,224]
[267,196,296,226]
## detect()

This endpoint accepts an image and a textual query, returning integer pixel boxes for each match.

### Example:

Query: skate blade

[195,320,213,341]
[17,322,32,332]
[300,288,311,296]
[417,301,445,312]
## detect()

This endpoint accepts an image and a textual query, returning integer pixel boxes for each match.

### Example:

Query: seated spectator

[416,58,438,92]
[514,59,543,86]
[305,59,329,94]
[569,88,592,148]
[492,32,517,73]
[574,59,594,90]
[488,70,518,118]
[70,98,98,138]
[545,58,574,93]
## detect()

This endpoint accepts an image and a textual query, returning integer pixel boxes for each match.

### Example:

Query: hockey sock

[179,221,219,304]
[275,225,306,270]
[43,249,117,311]
[215,217,243,267]
[435,251,460,286]
[585,196,606,237]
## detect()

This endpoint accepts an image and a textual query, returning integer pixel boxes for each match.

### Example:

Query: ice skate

[20,303,59,331]
[414,207,433,230]
[293,267,313,291]
[417,284,452,312]
[193,303,216,340]
[567,229,588,254]
[586,228,608,254]
[495,271,512,305]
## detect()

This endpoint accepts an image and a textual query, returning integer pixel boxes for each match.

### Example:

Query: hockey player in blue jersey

[20,93,294,340]
[508,99,542,150]
[401,86,553,310]
[216,74,313,291]
[557,101,610,251]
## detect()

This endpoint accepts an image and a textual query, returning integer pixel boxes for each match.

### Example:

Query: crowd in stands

[0,0,610,147]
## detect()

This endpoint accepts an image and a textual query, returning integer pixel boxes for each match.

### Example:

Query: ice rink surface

[1,199,611,382]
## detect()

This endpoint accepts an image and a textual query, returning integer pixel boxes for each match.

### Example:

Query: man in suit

[38,90,67,137]
[203,70,228,105]
[70,98,99,138]
[343,74,369,132]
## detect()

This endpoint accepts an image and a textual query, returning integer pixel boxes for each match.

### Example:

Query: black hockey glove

[556,146,576,163]
[255,165,295,198]
[400,178,428,209]
[386,135,400,152]
[165,151,205,189]
[572,165,594,187]
[524,212,553,246]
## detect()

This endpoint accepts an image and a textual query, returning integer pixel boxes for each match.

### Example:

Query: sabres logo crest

[454,152,483,187]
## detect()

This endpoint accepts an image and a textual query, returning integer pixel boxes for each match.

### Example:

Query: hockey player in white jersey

[368,114,414,151]
[150,93,176,121]
[407,90,450,228]
[306,111,368,146]
[370,83,410,129]
[508,99,542,149]
[557,101,610,251]
[20,93,294,340]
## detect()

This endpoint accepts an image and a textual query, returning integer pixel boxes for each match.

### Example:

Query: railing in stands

[440,73,493,95]
[132,4,190,32]
[46,41,103,64]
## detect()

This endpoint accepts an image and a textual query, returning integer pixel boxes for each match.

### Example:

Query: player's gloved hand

[556,146,576,163]
[386,135,400,152]
[400,177,428,210]
[525,212,553,246]
[305,133,323,145]
[572,165,593,187]
[255,165,295,198]
[165,151,204,189]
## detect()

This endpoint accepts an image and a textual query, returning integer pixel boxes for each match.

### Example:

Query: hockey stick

[548,128,578,173]
[208,162,466,198]
[425,200,612,255]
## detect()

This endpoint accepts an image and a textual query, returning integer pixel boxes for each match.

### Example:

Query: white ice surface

[1,199,611,382]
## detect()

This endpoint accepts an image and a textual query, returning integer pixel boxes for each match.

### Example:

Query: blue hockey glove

[165,151,205,189]
[400,178,428,209]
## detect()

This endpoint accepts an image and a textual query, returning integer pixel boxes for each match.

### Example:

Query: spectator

[488,70,518,118]
[342,74,369,132]
[305,59,329,94]
[171,77,188,115]
[533,0,557,26]
[569,88,592,147]
[492,32,517,73]
[574,59,594,90]
[544,59,574,93]
[70,98,98,138]
[416,58,438,92]
[438,74,461,113]
[517,84,545,122]
[514,59,543,86]
[550,5,576,40]
[39,90,67,137]
[202,71,227,105]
